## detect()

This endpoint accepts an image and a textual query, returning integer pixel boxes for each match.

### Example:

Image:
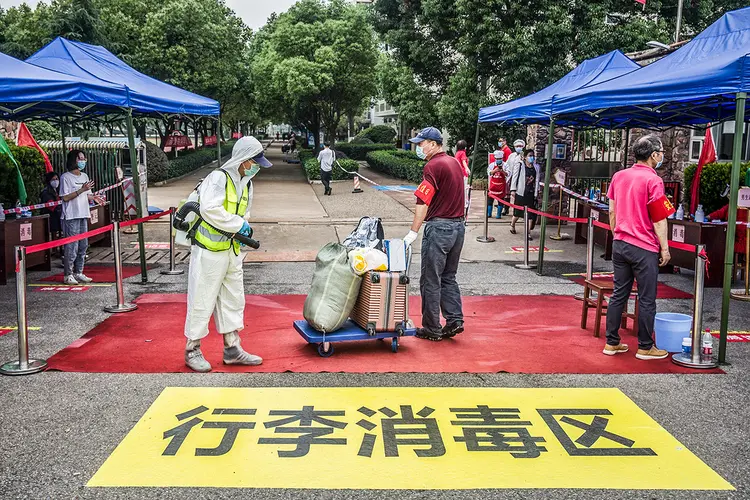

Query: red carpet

[568,276,692,299]
[46,294,720,374]
[41,265,146,283]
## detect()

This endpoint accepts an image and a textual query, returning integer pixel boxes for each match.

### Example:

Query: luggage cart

[293,319,416,357]
[294,246,414,357]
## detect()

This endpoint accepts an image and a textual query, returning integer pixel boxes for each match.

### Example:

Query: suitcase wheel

[395,324,405,337]
[317,342,334,357]
[370,274,380,284]
[391,338,399,353]
[399,275,409,285]
[366,324,376,336]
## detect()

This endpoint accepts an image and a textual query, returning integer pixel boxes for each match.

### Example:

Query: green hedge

[158,140,237,182]
[683,161,749,215]
[302,156,359,181]
[335,142,396,160]
[0,144,46,207]
[365,150,426,184]
[354,125,397,144]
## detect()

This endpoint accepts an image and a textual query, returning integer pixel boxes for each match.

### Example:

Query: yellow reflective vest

[193,171,249,254]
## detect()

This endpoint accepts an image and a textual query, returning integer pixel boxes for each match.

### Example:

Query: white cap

[513,139,526,147]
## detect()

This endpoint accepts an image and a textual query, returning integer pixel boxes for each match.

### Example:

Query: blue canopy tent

[475,6,750,363]
[26,38,220,117]
[0,51,129,120]
[474,50,641,270]
[23,37,223,283]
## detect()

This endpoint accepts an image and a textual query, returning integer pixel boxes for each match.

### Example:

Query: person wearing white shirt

[317,142,335,196]
[58,150,105,285]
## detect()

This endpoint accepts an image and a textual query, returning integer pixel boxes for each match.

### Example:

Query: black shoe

[415,328,443,342]
[442,321,464,338]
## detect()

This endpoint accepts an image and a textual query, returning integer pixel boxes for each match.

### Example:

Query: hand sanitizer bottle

[675,204,684,220]
[695,204,705,223]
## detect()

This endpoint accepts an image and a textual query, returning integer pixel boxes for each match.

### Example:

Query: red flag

[17,123,53,173]
[635,0,646,4]
[689,125,717,214]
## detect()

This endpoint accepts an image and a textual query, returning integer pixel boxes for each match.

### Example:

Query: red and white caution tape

[3,179,126,215]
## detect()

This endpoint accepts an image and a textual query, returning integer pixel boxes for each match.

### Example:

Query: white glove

[403,230,418,247]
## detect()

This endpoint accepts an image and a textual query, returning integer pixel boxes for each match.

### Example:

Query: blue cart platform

[293,319,416,357]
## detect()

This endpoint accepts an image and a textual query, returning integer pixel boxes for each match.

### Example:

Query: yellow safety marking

[0,326,41,330]
[88,387,732,490]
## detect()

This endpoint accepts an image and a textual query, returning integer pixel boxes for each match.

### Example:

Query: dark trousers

[420,218,465,332]
[606,240,659,350]
[320,169,332,192]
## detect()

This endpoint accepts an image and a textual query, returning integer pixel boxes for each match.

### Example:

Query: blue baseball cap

[409,127,443,145]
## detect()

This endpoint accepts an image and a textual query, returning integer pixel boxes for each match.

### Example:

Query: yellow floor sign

[89,387,733,490]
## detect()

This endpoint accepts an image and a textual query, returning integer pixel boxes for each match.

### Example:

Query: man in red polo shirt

[403,127,466,341]
[604,135,675,360]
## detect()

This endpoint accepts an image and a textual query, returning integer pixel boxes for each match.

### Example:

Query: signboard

[671,224,686,243]
[739,187,750,208]
[19,223,32,242]
[203,136,217,146]
[553,169,566,185]
[90,208,99,225]
[553,144,566,160]
[88,387,732,490]
[165,132,193,148]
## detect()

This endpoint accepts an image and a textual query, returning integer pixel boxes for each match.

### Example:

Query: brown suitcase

[350,269,410,335]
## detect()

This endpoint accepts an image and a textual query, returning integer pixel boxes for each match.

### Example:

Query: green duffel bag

[303,243,362,333]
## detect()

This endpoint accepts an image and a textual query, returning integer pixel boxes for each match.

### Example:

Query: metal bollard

[515,206,536,270]
[104,221,138,314]
[161,208,185,276]
[673,244,717,369]
[0,246,47,375]
[574,215,595,301]
[476,188,496,243]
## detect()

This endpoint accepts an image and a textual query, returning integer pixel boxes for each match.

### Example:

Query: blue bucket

[654,313,692,352]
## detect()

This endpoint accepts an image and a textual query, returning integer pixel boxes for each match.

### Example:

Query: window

[717,121,749,161]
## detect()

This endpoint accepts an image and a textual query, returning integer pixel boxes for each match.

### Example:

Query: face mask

[654,152,664,169]
[498,141,504,147]
[50,180,59,189]
[416,145,426,160]
[528,156,535,164]
[77,160,86,170]
[244,163,261,179]
[515,147,523,153]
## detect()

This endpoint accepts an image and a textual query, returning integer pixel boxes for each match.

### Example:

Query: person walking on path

[454,140,470,212]
[318,142,335,196]
[603,134,675,361]
[403,127,466,342]
[498,137,513,214]
[41,171,63,243]
[183,136,272,372]
[509,146,540,238]
[59,150,104,285]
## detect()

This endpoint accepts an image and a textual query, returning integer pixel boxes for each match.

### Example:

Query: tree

[372,0,746,150]
[251,0,378,147]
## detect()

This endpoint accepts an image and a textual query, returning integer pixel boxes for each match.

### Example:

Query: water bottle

[681,337,692,356]
[694,204,705,223]
[675,204,684,220]
[701,329,713,361]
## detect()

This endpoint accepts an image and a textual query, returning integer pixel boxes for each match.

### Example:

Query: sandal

[509,227,517,235]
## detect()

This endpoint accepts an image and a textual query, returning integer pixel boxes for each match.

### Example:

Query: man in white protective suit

[184,136,272,372]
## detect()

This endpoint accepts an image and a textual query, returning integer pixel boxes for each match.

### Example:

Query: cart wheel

[391,338,399,353]
[317,342,334,357]
[395,325,405,337]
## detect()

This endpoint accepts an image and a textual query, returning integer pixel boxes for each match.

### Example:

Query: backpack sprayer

[173,201,260,249]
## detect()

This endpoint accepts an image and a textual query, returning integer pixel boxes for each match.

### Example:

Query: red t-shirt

[502,145,512,163]
[454,150,469,177]
[415,152,465,220]
[607,163,666,253]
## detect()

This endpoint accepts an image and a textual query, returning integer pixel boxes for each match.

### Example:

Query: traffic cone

[352,175,363,193]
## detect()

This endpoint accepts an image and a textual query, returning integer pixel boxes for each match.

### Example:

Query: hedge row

[302,156,360,181]
[365,150,426,184]
[150,140,237,183]
[335,142,396,160]
[0,144,46,206]
[683,161,749,215]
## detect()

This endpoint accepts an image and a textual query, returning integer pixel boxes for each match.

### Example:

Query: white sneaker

[74,273,93,283]
[63,275,79,285]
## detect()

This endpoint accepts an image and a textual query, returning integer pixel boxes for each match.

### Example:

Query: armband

[415,180,436,205]
[647,195,676,223]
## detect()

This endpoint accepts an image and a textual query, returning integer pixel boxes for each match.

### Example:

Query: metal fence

[571,129,624,163]
[39,140,146,222]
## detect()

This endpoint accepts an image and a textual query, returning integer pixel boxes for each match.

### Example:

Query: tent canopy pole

[126,108,148,283]
[718,91,746,363]
[216,114,222,167]
[537,119,555,274]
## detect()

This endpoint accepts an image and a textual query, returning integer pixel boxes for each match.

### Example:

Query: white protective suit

[184,138,260,341]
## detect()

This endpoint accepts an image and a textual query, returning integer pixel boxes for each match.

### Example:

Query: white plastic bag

[348,248,388,275]
[383,239,407,272]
